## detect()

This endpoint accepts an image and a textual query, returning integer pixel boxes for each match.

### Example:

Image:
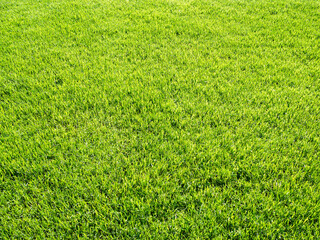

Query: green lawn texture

[0,0,320,239]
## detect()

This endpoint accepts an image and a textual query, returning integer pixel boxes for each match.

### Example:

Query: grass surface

[1,0,320,238]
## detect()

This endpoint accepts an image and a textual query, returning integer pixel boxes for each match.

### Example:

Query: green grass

[1,0,320,238]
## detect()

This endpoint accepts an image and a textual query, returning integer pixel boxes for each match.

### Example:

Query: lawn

[0,0,320,238]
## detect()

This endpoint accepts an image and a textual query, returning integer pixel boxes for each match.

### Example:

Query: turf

[0,0,320,239]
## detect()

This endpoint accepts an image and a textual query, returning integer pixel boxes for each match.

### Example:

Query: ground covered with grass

[1,0,320,238]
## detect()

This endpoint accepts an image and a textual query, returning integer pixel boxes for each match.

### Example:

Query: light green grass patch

[0,0,320,238]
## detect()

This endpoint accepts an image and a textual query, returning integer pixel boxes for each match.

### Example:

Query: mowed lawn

[1,0,320,238]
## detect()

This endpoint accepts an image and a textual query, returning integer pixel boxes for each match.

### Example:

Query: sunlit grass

[0,0,320,238]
